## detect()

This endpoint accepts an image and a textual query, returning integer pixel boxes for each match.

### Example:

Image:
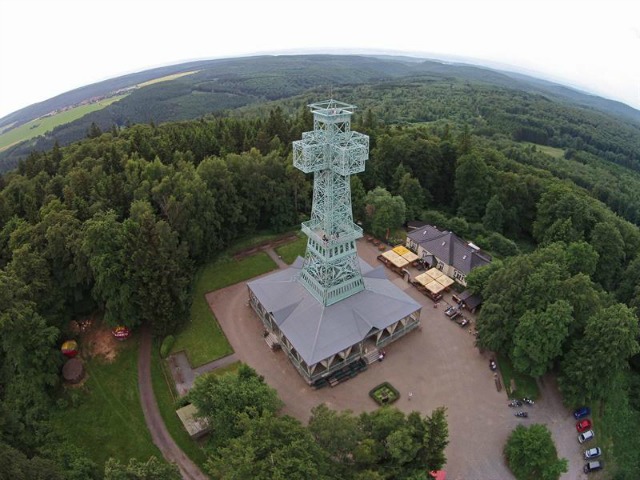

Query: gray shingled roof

[407,225,445,244]
[247,258,420,366]
[408,225,491,274]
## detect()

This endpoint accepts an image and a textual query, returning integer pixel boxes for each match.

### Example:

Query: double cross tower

[293,100,369,306]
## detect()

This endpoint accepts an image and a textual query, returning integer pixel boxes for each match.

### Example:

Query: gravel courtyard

[208,238,588,480]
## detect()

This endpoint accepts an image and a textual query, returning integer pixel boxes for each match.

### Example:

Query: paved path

[208,239,586,480]
[138,326,209,480]
[168,351,238,396]
[265,247,289,269]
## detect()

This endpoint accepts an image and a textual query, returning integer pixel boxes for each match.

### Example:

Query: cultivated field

[0,95,127,151]
[137,70,198,87]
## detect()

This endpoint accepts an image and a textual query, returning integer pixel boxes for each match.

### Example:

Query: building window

[453,270,466,283]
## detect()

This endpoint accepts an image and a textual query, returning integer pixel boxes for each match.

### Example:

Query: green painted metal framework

[293,100,369,306]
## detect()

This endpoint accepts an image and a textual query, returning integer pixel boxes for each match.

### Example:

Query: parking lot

[209,238,590,479]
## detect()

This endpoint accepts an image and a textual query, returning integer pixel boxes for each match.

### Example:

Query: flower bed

[369,382,400,406]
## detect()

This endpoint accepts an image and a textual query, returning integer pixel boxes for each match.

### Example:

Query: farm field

[137,70,198,87]
[0,95,127,151]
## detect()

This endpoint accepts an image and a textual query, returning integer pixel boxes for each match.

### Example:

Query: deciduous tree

[189,364,282,446]
[512,300,573,377]
[559,304,640,404]
[104,456,180,480]
[504,424,567,480]
[454,153,490,222]
[206,414,331,480]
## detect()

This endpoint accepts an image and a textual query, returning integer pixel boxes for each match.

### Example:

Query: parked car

[578,430,595,443]
[584,460,603,473]
[576,419,592,432]
[573,406,591,419]
[584,447,602,459]
[456,317,469,327]
[444,306,460,319]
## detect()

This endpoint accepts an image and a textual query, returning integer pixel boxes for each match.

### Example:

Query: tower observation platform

[247,100,422,386]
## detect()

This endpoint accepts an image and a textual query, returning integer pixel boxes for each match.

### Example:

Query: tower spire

[293,100,369,306]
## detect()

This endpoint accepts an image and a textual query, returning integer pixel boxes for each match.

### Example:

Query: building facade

[406,225,491,286]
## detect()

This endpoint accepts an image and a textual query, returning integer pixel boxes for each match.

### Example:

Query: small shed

[62,358,85,384]
[176,404,211,440]
[453,290,483,313]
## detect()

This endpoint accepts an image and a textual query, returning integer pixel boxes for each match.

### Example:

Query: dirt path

[138,326,209,480]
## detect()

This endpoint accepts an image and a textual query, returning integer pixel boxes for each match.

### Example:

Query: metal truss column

[293,100,369,306]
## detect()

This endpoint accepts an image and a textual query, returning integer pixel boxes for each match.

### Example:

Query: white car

[578,430,595,443]
[584,447,602,459]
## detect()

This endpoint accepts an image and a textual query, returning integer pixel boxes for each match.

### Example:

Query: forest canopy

[1,67,640,477]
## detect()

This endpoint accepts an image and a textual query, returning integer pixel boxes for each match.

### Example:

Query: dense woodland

[3,55,639,172]
[1,66,640,478]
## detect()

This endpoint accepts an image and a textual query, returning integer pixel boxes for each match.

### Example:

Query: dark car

[584,460,603,473]
[444,306,460,319]
[573,406,591,419]
[577,419,592,432]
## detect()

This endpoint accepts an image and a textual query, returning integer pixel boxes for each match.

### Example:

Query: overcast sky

[1,0,639,119]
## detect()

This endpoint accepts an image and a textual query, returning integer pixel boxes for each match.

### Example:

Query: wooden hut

[176,403,211,440]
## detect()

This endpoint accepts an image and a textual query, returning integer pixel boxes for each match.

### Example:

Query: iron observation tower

[247,100,421,386]
[293,100,369,306]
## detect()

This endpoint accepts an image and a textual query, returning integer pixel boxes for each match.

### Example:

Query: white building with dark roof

[406,225,491,285]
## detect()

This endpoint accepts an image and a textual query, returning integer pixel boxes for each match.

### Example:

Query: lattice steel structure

[293,100,369,306]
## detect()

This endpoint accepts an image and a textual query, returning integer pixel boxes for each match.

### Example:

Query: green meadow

[0,95,127,151]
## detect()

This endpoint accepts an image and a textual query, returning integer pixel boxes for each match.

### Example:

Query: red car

[576,419,592,433]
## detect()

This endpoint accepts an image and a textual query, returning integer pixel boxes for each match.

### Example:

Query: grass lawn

[50,336,160,467]
[226,228,298,255]
[275,235,306,264]
[0,95,127,151]
[523,142,565,159]
[151,341,241,473]
[497,354,539,399]
[170,252,278,367]
[150,342,209,470]
[593,375,640,478]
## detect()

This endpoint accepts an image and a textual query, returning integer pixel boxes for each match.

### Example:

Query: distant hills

[0,54,638,172]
